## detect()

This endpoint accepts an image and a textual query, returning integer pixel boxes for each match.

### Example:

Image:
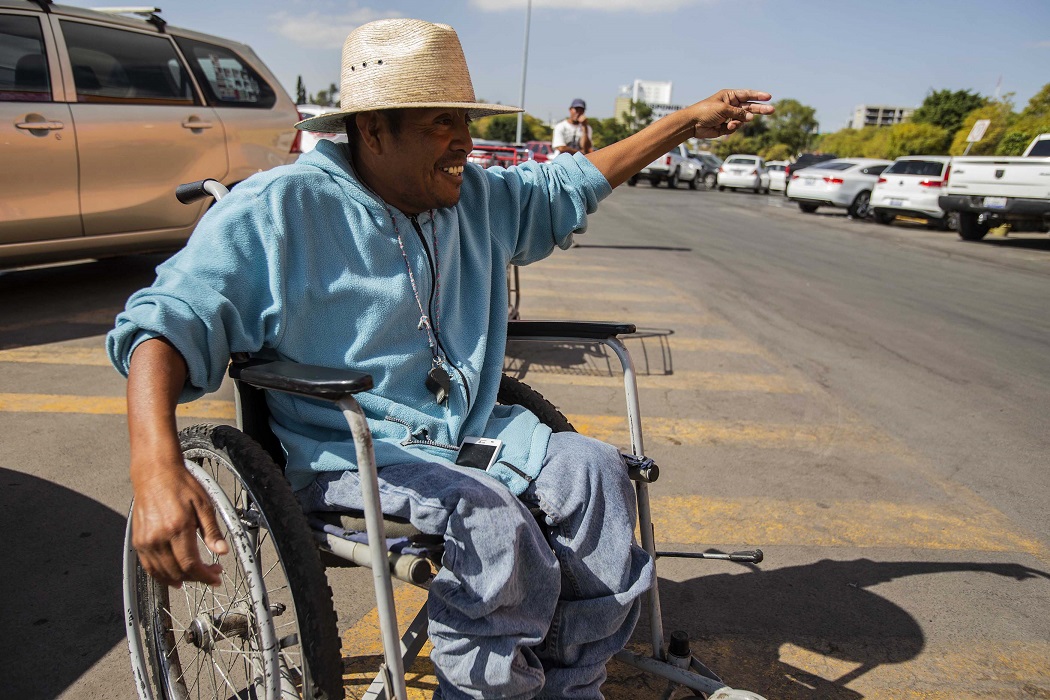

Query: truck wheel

[650,178,661,187]
[957,212,989,241]
[688,173,700,190]
[704,173,717,189]
[718,186,726,192]
[799,203,819,213]
[667,170,679,189]
[627,176,638,187]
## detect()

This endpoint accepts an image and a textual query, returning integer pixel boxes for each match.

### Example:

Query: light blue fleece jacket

[107,140,612,494]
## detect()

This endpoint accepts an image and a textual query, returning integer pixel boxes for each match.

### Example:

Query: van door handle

[182,120,214,129]
[16,119,64,131]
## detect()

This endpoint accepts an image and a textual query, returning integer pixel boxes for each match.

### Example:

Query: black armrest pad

[229,360,372,402]
[507,320,636,340]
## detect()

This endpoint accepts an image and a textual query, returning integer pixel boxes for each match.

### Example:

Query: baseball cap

[570,98,586,110]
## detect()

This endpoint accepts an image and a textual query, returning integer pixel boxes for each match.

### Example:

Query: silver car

[786,158,892,218]
[1,1,300,268]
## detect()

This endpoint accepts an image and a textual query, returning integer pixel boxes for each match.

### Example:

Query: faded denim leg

[298,460,559,700]
[523,432,656,700]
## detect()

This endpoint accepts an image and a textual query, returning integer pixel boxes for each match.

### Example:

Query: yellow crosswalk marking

[519,370,806,393]
[0,346,111,366]
[649,494,1044,555]
[0,392,235,419]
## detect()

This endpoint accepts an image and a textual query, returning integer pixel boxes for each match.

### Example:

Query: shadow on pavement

[0,468,127,699]
[620,557,1050,699]
[0,254,167,349]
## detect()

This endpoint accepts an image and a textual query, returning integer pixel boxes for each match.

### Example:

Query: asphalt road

[1,183,1048,699]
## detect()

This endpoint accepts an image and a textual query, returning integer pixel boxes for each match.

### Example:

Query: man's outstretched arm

[587,89,774,188]
[127,337,228,587]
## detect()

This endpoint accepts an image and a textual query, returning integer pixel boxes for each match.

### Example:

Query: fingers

[720,89,773,106]
[195,497,229,557]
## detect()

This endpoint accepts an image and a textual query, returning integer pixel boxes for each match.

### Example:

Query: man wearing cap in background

[109,16,772,700]
[552,98,593,157]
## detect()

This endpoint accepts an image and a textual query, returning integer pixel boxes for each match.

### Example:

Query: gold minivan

[0,1,301,268]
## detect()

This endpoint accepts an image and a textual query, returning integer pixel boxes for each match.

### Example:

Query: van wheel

[688,173,700,190]
[799,203,819,213]
[704,173,717,189]
[718,186,726,192]
[957,212,989,241]
[874,211,895,225]
[627,176,638,187]
[667,171,679,189]
[848,191,872,219]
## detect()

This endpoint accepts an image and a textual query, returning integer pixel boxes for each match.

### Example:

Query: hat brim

[296,102,523,133]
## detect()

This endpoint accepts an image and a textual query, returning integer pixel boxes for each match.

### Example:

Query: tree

[877,122,951,158]
[760,143,794,162]
[764,99,819,156]
[295,76,307,105]
[995,83,1050,155]
[484,114,532,142]
[948,98,1015,155]
[311,83,339,107]
[911,89,988,135]
[815,127,882,157]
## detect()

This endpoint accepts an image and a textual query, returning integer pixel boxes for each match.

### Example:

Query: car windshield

[1027,140,1050,157]
[811,161,855,171]
[884,160,946,176]
[727,157,757,165]
[769,164,785,171]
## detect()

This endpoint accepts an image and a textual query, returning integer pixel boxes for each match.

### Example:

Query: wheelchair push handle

[175,178,230,204]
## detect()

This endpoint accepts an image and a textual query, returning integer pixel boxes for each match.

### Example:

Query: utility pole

[515,0,532,144]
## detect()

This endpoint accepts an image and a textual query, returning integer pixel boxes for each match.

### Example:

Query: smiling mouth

[440,165,464,176]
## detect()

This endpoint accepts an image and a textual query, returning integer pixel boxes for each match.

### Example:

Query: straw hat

[296,18,521,133]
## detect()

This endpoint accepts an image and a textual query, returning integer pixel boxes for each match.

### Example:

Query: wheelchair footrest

[308,517,436,585]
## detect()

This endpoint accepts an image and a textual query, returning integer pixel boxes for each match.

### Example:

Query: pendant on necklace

[426,365,452,404]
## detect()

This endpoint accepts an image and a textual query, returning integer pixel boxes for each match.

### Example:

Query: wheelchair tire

[498,374,576,434]
[135,423,343,700]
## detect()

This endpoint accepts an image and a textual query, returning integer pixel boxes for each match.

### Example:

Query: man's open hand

[690,90,775,139]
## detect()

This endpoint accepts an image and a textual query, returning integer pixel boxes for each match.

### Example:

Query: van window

[0,14,51,102]
[884,160,945,176]
[175,37,276,109]
[726,157,757,165]
[60,21,195,105]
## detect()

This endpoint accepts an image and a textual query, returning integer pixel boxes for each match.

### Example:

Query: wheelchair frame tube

[338,396,409,700]
[507,334,666,659]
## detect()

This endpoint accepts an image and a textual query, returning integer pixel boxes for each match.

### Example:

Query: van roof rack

[89,6,167,31]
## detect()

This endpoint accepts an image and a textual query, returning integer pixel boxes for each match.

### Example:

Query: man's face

[570,106,585,122]
[376,108,473,214]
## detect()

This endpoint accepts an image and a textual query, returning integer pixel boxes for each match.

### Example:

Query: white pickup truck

[628,144,701,189]
[938,134,1050,240]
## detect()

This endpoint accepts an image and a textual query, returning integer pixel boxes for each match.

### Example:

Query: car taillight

[918,179,943,188]
[718,166,724,173]
[751,169,757,175]
[877,177,887,184]
[665,156,672,165]
[289,129,303,154]
[943,164,951,184]
[823,177,844,185]
[791,174,799,180]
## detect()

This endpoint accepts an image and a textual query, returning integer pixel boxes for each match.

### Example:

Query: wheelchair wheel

[498,374,576,433]
[132,423,343,700]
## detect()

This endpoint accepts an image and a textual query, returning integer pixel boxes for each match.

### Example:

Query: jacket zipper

[408,214,472,409]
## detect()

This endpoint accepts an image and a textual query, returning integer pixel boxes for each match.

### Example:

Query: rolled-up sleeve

[106,192,287,403]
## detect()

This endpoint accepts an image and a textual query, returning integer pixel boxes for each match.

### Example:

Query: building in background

[614,79,683,122]
[849,104,915,129]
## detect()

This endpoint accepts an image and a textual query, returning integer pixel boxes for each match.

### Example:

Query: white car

[717,154,770,193]
[296,104,348,152]
[766,160,789,192]
[786,158,893,218]
[871,156,955,230]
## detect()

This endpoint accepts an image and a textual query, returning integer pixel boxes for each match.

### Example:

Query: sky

[61,0,1050,132]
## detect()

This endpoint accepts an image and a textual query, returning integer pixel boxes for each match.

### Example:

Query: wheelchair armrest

[507,320,636,340]
[229,360,373,402]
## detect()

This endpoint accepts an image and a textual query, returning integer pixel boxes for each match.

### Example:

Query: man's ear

[356,112,385,156]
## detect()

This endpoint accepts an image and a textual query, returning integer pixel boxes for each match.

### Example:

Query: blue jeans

[297,432,654,699]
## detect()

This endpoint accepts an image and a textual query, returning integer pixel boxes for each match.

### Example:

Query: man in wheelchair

[108,17,772,700]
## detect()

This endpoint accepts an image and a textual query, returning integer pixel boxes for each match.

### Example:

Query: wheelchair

[122,180,767,700]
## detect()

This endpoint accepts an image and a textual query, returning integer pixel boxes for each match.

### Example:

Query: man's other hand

[131,460,229,588]
[690,90,775,139]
